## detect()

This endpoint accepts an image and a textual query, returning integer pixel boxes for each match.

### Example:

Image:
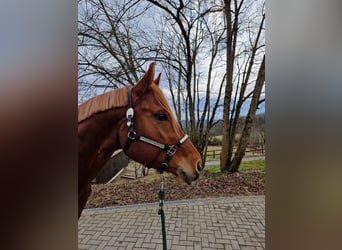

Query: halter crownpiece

[123,87,189,174]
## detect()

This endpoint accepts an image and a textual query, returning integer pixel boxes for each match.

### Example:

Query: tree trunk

[221,0,234,171]
[229,55,265,172]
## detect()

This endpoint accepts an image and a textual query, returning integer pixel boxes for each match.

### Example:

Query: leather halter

[123,87,189,174]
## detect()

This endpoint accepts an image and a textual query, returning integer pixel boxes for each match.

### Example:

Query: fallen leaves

[85,170,265,209]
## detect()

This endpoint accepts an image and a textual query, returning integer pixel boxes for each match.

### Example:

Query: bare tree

[229,55,265,171]
[78,0,265,170]
[146,0,225,160]
[78,0,155,101]
[221,0,265,172]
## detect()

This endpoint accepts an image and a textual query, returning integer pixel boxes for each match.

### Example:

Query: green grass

[239,159,265,171]
[204,165,221,173]
[204,159,265,173]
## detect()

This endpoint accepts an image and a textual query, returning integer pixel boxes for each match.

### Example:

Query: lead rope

[158,174,167,250]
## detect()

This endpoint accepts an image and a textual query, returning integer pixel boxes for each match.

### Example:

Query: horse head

[119,63,202,184]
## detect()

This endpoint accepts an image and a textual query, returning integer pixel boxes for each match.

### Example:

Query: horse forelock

[78,85,132,123]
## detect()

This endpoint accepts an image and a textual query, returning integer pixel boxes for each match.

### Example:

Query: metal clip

[160,174,164,191]
[158,174,165,214]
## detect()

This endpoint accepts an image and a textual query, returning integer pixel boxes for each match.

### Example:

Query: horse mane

[78,85,131,123]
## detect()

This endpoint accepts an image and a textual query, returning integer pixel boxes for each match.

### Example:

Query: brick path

[78,195,265,250]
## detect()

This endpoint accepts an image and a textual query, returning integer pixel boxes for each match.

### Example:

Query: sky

[77,0,265,119]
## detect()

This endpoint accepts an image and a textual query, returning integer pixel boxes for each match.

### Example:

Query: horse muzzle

[178,160,202,185]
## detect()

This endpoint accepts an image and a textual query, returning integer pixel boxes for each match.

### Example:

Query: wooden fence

[206,144,265,159]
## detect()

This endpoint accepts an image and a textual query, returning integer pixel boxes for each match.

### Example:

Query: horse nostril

[196,160,202,173]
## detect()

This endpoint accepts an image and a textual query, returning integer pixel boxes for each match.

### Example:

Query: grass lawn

[204,159,265,173]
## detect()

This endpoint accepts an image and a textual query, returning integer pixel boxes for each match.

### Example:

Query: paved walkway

[78,195,265,249]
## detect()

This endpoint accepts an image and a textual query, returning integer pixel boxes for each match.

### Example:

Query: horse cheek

[118,122,129,150]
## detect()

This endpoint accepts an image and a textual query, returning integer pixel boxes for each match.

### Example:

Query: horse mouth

[179,168,194,185]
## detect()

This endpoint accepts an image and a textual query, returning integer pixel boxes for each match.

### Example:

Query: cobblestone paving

[78,195,265,249]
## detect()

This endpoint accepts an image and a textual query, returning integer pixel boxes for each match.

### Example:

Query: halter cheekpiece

[123,87,189,174]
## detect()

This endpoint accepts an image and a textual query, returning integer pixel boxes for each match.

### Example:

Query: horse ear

[154,73,161,86]
[134,62,155,96]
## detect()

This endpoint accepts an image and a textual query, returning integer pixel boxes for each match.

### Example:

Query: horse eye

[154,112,168,121]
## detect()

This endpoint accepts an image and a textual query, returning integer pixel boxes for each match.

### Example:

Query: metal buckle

[167,145,177,156]
[126,107,134,119]
[126,108,134,127]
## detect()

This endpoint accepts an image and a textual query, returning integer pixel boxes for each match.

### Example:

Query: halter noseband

[123,87,189,174]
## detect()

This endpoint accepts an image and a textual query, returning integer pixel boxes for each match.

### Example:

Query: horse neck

[78,107,126,183]
[94,107,126,154]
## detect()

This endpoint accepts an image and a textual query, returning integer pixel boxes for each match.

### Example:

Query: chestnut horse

[78,63,202,218]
